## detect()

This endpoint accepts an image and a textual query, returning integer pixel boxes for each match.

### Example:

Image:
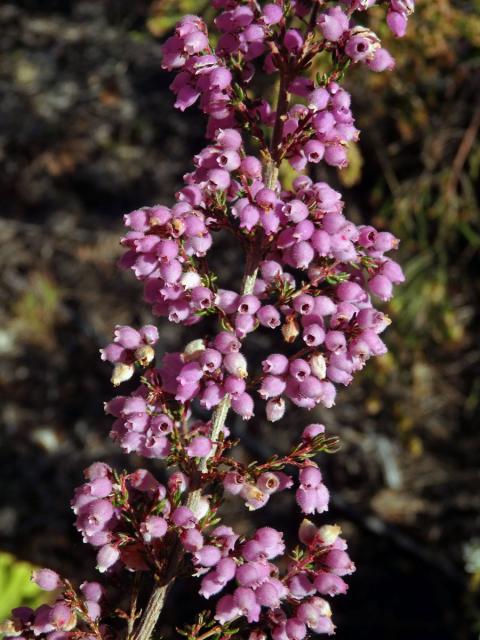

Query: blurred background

[0,1,479,638]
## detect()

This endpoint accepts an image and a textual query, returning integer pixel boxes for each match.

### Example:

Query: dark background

[0,1,479,638]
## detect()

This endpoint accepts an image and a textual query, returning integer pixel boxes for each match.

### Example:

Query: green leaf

[0,553,50,621]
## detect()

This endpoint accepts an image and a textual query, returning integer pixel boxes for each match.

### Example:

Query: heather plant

[2,1,414,639]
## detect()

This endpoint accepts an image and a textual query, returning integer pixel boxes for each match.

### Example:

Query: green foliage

[11,272,61,347]
[0,553,49,621]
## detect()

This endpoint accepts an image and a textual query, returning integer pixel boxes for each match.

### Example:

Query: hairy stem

[129,581,170,640]
[263,160,279,191]
[187,394,231,515]
[270,71,289,164]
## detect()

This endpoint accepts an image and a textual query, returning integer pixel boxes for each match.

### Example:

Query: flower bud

[262,3,283,25]
[111,363,135,386]
[181,527,204,552]
[223,471,246,495]
[309,354,327,380]
[134,344,155,366]
[195,545,222,568]
[168,471,189,494]
[282,316,300,343]
[317,524,342,546]
[302,424,325,442]
[96,544,120,573]
[299,519,317,545]
[50,603,76,631]
[299,466,322,488]
[313,572,348,596]
[80,581,104,603]
[259,375,286,399]
[303,324,325,347]
[231,392,254,419]
[187,436,213,458]
[262,353,289,375]
[172,506,197,528]
[266,397,286,422]
[387,10,407,37]
[114,325,142,349]
[317,7,349,42]
[323,549,355,576]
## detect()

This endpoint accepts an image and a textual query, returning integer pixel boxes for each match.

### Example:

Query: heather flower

[32,568,62,592]
[80,581,104,602]
[187,436,213,458]
[97,544,120,573]
[317,7,349,42]
[2,1,416,637]
[266,397,286,422]
[140,516,169,542]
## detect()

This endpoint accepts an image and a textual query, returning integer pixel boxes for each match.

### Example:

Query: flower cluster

[223,468,293,511]
[100,324,159,385]
[66,458,352,639]
[118,196,214,327]
[71,462,220,578]
[333,1,415,39]
[200,519,354,639]
[160,336,255,414]
[71,463,187,574]
[3,1,416,638]
[281,83,358,171]
[4,571,104,640]
[105,386,174,458]
[118,163,404,421]
[222,424,331,513]
[161,1,413,170]
[162,15,236,133]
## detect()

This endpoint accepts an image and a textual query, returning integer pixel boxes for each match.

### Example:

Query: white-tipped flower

[223,352,248,378]
[299,518,317,545]
[183,339,206,362]
[266,397,286,423]
[180,271,202,290]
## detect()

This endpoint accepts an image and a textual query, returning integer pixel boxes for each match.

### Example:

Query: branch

[270,72,290,164]
[129,580,170,640]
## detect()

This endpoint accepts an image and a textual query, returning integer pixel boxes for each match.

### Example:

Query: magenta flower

[32,569,62,592]
[3,2,416,638]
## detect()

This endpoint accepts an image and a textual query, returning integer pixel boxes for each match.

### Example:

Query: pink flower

[140,516,168,542]
[96,544,120,573]
[187,436,213,458]
[32,569,62,592]
[172,507,197,528]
